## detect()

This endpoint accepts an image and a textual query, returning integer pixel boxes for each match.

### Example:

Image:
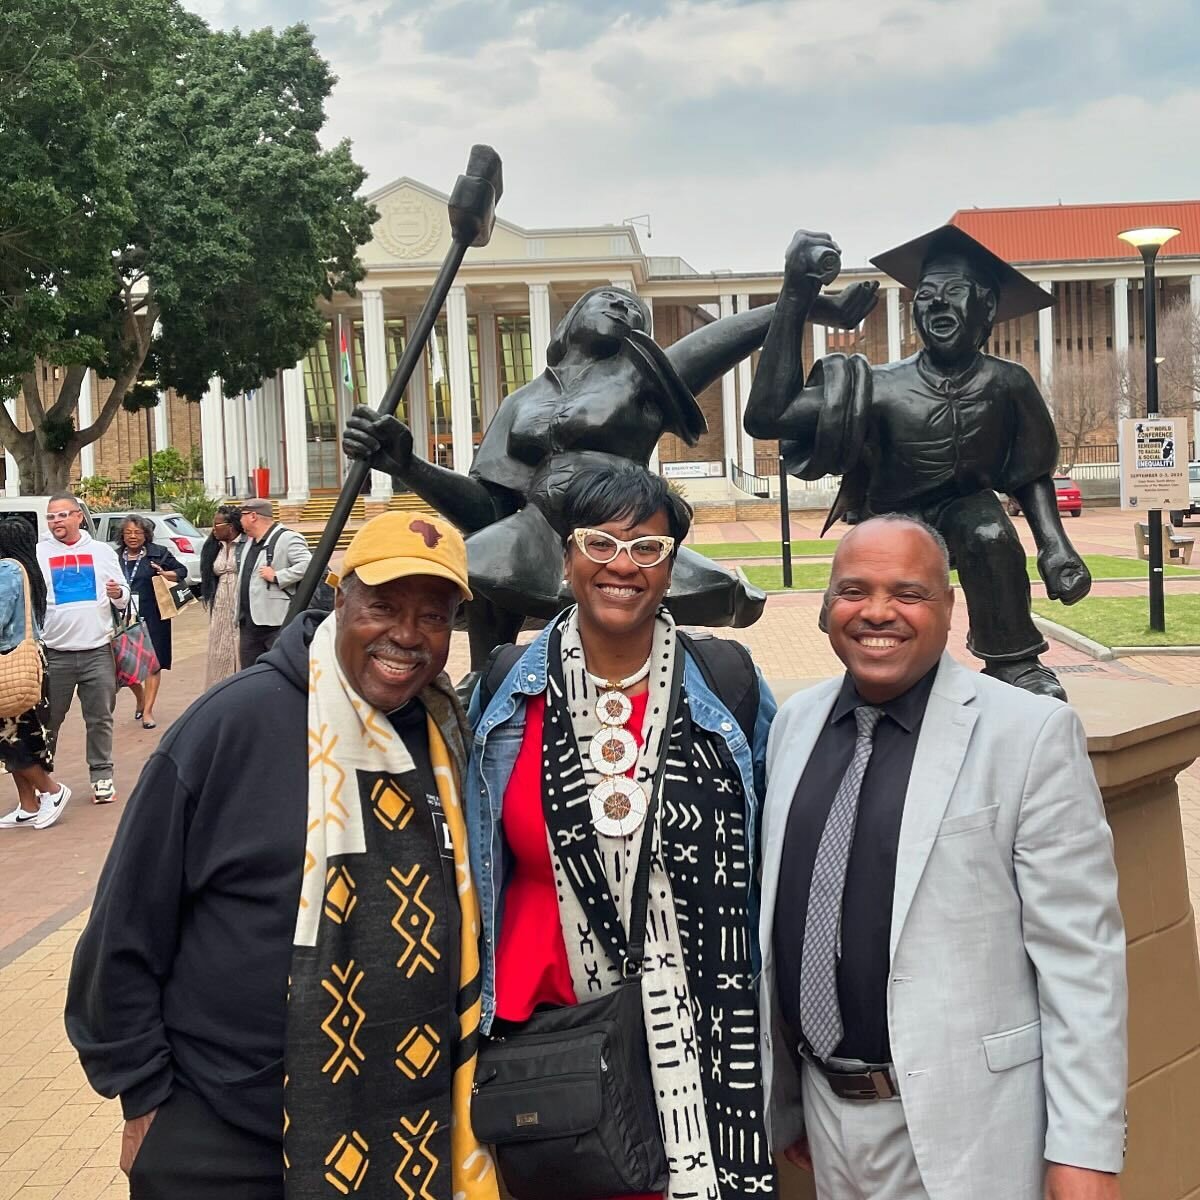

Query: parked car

[0,495,97,538]
[1005,474,1083,519]
[93,510,203,585]
[1169,462,1200,525]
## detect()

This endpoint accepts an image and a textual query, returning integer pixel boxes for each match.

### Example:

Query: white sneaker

[34,784,71,830]
[0,803,40,829]
[92,778,116,805]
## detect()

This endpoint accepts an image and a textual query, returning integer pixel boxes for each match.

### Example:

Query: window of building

[303,324,342,490]
[423,317,480,466]
[498,315,534,398]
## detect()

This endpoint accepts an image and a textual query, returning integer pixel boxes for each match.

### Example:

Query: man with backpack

[234,498,312,669]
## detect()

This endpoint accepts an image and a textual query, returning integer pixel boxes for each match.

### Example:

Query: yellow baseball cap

[334,511,472,599]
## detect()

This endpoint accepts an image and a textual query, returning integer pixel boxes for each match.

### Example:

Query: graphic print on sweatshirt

[49,554,98,605]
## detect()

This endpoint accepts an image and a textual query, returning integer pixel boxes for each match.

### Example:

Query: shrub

[172,493,221,528]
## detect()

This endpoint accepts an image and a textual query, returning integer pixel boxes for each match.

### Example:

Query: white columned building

[477,308,500,427]
[1038,281,1055,406]
[445,286,474,474]
[282,363,309,503]
[3,399,19,497]
[407,349,431,466]
[528,283,552,378]
[225,393,248,495]
[259,376,285,490]
[1113,277,1131,420]
[886,286,903,362]
[78,370,96,479]
[718,294,738,483]
[154,392,169,455]
[359,287,393,499]
[200,377,226,497]
[812,323,827,359]
[735,293,755,471]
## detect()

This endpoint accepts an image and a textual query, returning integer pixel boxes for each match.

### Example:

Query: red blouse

[493,690,660,1200]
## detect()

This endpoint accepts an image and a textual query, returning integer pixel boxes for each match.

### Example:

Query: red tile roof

[948,201,1200,266]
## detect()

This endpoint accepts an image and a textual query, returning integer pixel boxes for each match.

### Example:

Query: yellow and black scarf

[284,613,498,1200]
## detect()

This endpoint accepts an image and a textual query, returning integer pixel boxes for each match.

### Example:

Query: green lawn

[689,539,832,559]
[1032,596,1200,647]
[742,553,1200,593]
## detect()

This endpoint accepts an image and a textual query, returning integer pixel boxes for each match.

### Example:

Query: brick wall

[8,366,203,484]
[652,304,726,466]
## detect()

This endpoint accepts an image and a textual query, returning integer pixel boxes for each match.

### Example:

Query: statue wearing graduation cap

[744,226,1090,699]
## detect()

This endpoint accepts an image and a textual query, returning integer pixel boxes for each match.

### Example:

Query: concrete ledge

[1032,613,1115,660]
[1036,613,1200,659]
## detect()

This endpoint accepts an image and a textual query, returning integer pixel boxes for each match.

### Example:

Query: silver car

[93,510,204,585]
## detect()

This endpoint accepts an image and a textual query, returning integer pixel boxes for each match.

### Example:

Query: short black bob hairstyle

[558,460,692,558]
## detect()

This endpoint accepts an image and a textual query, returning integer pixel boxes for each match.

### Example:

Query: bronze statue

[345,281,878,668]
[745,226,1089,700]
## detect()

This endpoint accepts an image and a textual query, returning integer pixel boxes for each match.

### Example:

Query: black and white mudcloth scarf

[284,615,499,1200]
[542,608,775,1199]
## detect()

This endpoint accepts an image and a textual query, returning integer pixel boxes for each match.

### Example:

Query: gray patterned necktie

[800,704,885,1060]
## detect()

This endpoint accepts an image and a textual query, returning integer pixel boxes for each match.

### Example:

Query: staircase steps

[293,491,437,551]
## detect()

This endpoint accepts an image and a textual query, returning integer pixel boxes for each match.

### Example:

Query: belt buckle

[828,1066,896,1102]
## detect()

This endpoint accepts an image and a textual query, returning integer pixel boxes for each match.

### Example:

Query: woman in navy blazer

[113,515,185,729]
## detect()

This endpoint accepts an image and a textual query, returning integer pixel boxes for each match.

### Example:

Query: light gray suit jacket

[235,524,311,628]
[758,653,1127,1198]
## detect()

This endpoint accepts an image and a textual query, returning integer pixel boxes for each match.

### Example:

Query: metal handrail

[730,460,771,498]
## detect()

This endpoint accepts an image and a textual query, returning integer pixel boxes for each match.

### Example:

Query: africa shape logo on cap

[409,519,442,549]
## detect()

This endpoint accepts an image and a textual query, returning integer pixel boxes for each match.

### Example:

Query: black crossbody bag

[470,654,683,1200]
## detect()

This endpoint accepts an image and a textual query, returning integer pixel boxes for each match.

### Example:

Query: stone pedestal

[771,677,1200,1200]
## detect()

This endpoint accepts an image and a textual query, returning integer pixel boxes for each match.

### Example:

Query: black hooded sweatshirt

[66,611,433,1142]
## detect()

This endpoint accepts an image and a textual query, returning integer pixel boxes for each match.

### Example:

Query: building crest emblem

[375,192,443,260]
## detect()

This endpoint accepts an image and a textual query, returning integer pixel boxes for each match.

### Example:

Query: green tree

[0,2,375,492]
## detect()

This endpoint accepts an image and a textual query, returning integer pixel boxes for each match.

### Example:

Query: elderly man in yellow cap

[66,513,500,1200]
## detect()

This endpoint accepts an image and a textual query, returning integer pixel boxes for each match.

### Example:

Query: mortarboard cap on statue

[870,224,1052,324]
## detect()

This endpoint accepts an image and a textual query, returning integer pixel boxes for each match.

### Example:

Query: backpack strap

[677,629,758,746]
[263,525,296,596]
[476,642,527,716]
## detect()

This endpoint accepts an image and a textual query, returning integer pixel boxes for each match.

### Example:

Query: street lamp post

[1118,226,1180,633]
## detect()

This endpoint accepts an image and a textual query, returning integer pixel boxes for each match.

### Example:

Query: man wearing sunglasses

[36,493,129,804]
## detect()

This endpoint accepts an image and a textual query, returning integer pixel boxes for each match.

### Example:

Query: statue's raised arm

[665,255,878,397]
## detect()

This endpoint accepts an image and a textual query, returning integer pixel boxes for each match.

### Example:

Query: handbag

[470,654,683,1200]
[111,605,160,688]
[152,571,196,620]
[0,561,44,718]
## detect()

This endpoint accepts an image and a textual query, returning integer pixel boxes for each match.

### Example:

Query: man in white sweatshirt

[37,494,129,804]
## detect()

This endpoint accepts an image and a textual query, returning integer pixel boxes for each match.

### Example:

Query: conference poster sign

[1119,417,1189,511]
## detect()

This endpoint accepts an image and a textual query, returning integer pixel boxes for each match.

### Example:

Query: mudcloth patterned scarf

[285,613,499,1200]
[542,609,775,1199]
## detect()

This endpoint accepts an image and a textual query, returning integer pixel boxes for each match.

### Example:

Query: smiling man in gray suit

[759,515,1126,1200]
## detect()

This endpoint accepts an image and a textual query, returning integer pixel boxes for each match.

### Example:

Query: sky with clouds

[186,0,1200,271]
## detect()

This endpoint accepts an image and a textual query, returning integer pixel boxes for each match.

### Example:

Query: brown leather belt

[803,1051,900,1102]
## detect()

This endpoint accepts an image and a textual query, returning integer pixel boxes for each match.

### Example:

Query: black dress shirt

[774,667,937,1064]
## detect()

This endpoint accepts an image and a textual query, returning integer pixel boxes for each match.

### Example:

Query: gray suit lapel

[889,654,979,959]
[759,678,841,970]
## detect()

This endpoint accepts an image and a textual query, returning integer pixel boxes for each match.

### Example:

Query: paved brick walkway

[2,506,1198,1196]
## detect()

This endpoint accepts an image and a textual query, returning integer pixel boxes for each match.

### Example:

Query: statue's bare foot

[982,657,1067,702]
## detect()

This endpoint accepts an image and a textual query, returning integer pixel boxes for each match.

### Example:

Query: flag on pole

[429,322,446,453]
[339,319,354,394]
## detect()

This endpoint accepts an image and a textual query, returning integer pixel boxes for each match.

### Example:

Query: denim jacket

[465,614,777,1034]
